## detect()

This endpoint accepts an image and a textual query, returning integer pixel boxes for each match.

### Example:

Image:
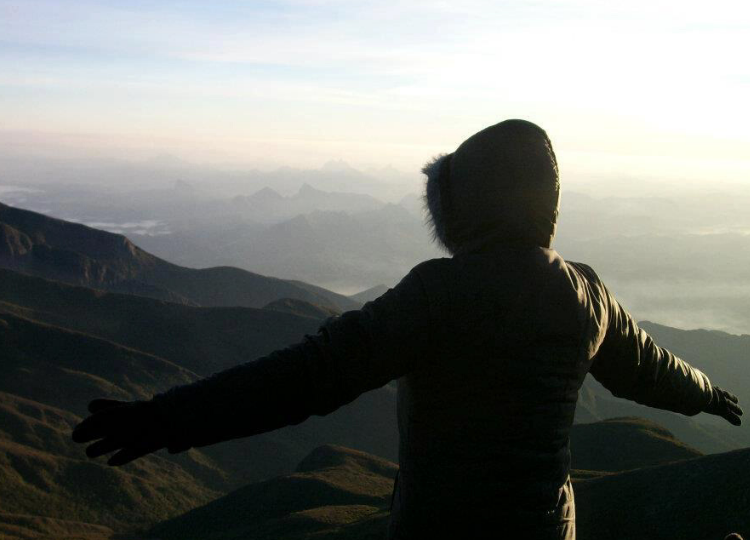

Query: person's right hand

[71,398,169,466]
[705,386,743,426]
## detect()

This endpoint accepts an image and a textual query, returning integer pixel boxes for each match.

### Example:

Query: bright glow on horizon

[1,0,749,183]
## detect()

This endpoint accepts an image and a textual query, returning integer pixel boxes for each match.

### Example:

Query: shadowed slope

[0,308,399,535]
[0,384,221,535]
[0,268,321,375]
[575,448,750,540]
[0,313,198,413]
[570,417,702,472]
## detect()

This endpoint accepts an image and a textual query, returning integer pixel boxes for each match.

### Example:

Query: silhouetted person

[72,120,743,540]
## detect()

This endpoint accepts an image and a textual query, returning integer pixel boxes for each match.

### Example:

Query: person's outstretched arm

[72,263,441,466]
[575,263,742,425]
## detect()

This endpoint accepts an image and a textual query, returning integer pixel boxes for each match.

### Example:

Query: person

[72,119,743,540]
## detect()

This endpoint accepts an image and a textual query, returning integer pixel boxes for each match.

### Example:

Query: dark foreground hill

[570,417,702,472]
[0,267,322,375]
[575,449,750,540]
[0,202,358,312]
[0,317,222,533]
[150,445,395,540]
[0,309,398,535]
[151,444,749,540]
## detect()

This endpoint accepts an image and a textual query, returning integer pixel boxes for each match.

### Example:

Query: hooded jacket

[153,120,714,539]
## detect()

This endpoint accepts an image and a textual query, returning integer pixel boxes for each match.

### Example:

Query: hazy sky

[1,0,749,183]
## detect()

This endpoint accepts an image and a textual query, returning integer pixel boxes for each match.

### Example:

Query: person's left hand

[705,386,743,426]
[72,398,168,466]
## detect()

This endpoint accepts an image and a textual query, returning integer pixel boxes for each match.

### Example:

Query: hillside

[263,297,340,320]
[151,443,750,540]
[0,312,198,413]
[0,267,321,375]
[0,317,225,533]
[134,204,438,294]
[0,513,113,540]
[569,417,702,472]
[0,273,399,473]
[0,308,399,535]
[0,202,358,312]
[150,445,396,540]
[575,449,750,540]
[349,284,389,304]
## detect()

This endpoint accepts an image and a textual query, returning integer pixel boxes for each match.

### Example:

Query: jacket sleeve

[151,262,441,451]
[580,264,714,416]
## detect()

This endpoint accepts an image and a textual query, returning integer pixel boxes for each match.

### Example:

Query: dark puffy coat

[153,246,713,539]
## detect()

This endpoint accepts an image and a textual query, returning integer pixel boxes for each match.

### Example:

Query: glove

[705,386,743,426]
[71,398,171,466]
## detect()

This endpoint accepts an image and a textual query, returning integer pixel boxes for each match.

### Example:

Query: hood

[423,119,560,254]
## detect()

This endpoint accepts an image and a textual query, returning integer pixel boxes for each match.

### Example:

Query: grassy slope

[0,513,113,540]
[0,281,399,477]
[0,316,226,534]
[150,445,396,540]
[0,308,399,537]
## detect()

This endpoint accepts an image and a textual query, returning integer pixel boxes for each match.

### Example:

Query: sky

[1,0,749,184]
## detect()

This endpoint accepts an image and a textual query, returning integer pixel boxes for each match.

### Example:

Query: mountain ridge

[0,202,359,312]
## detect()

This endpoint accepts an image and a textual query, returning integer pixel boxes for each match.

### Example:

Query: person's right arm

[72,260,446,465]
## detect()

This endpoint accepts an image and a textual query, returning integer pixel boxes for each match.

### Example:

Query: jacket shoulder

[410,257,454,278]
[564,260,600,283]
[409,257,457,293]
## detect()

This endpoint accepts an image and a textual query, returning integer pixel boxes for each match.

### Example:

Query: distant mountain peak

[249,186,284,201]
[321,159,357,173]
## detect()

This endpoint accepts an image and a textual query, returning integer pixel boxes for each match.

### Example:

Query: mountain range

[1,202,748,539]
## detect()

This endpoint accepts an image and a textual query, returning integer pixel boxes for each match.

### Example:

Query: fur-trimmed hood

[423,119,560,254]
